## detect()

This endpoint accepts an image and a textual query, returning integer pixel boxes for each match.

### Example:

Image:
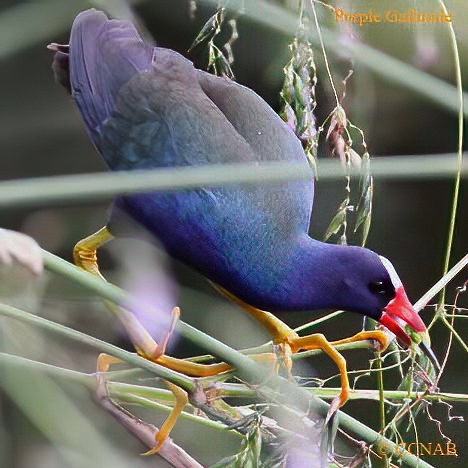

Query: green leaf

[324,209,345,241]
[355,176,373,245]
[324,199,348,241]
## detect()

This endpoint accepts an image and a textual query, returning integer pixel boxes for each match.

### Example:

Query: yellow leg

[213,284,390,411]
[150,351,277,377]
[76,230,276,453]
[74,227,162,358]
[95,352,275,453]
[210,283,298,372]
[211,283,297,343]
[74,227,114,278]
[74,227,238,377]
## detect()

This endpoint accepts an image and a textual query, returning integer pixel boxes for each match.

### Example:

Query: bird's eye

[369,280,390,295]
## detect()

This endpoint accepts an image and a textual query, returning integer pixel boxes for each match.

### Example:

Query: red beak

[378,286,426,347]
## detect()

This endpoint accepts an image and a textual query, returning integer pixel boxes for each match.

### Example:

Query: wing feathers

[69,9,153,145]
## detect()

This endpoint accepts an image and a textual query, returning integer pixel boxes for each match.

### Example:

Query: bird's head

[325,245,438,369]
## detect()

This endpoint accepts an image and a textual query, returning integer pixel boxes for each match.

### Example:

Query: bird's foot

[73,228,232,377]
[96,353,189,456]
[289,330,391,414]
[290,332,352,413]
[73,228,243,453]
[211,288,354,405]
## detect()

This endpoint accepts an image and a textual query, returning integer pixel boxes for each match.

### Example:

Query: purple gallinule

[50,8,437,452]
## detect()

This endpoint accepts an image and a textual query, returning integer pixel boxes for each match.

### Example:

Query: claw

[144,307,180,361]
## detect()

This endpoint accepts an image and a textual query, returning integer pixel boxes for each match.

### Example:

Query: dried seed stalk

[280,26,319,173]
[189,3,241,79]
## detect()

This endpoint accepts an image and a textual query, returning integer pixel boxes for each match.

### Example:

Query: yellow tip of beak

[406,326,440,373]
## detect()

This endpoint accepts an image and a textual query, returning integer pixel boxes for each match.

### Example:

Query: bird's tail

[50,9,154,147]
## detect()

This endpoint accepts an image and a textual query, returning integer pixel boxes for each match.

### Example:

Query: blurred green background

[0,0,467,467]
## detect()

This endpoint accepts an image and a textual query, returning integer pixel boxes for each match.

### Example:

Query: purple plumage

[68,10,154,145]
[51,9,430,348]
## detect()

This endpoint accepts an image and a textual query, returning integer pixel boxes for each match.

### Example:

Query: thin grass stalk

[0,303,195,391]
[436,0,465,313]
[0,349,438,467]
[0,156,466,209]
